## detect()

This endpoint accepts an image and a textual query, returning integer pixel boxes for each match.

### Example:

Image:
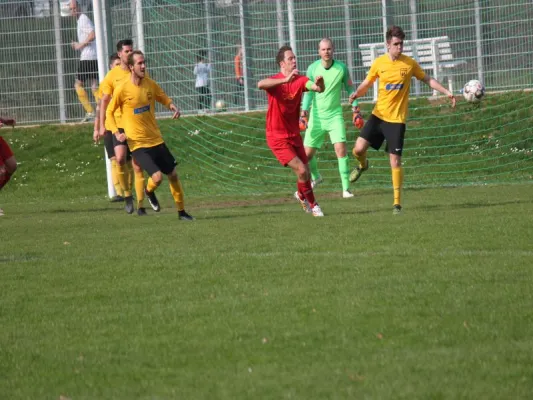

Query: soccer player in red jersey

[258,45,326,217]
[0,118,17,216]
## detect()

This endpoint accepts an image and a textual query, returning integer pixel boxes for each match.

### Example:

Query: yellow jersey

[106,77,173,152]
[366,54,425,123]
[100,65,131,129]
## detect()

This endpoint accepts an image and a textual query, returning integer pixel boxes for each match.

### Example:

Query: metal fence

[1,0,532,124]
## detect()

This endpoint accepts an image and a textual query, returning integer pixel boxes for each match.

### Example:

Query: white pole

[93,0,107,82]
[409,0,421,96]
[239,0,250,111]
[382,0,388,41]
[135,0,145,52]
[287,0,297,54]
[276,0,284,47]
[52,0,66,123]
[204,0,214,110]
[474,0,484,85]
[93,0,115,198]
[343,0,354,86]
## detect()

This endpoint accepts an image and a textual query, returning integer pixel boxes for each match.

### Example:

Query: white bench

[359,36,466,99]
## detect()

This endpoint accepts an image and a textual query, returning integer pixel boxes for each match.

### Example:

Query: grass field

[1,98,533,399]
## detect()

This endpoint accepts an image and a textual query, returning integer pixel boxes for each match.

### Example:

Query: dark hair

[127,50,144,67]
[196,49,207,62]
[276,45,292,65]
[386,26,405,42]
[116,39,133,51]
[109,52,119,65]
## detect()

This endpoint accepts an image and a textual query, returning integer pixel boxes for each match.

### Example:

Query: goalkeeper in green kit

[300,38,364,198]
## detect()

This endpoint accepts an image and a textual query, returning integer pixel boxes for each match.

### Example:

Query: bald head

[318,38,334,63]
[69,0,80,17]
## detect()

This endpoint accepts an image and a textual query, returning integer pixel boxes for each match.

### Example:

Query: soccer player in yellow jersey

[349,26,456,214]
[106,50,194,220]
[93,53,126,202]
[99,39,147,214]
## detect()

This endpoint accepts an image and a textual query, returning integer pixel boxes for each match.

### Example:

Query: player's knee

[152,172,163,185]
[352,146,365,158]
[167,169,178,181]
[297,166,309,181]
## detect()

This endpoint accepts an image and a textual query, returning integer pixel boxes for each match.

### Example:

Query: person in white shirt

[69,0,98,122]
[193,51,212,112]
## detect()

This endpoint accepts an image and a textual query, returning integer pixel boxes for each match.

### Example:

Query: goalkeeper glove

[352,106,364,129]
[299,110,309,131]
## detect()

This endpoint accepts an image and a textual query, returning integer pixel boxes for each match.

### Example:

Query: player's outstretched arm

[258,69,299,90]
[422,75,456,108]
[348,79,372,104]
[310,76,325,93]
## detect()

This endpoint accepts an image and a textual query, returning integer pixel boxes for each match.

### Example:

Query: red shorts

[266,134,308,166]
[0,136,14,165]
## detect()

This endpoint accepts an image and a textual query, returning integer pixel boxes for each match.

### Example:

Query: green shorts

[303,113,346,149]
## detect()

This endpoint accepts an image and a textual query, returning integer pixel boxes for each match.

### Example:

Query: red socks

[297,180,316,207]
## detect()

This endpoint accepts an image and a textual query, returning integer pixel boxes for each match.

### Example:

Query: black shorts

[77,59,98,82]
[132,143,177,175]
[360,114,406,156]
[105,129,131,160]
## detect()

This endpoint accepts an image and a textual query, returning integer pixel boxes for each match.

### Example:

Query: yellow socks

[353,150,367,169]
[134,168,146,209]
[116,162,132,197]
[75,85,94,114]
[110,159,123,197]
[392,167,403,206]
[169,178,185,211]
[146,176,161,193]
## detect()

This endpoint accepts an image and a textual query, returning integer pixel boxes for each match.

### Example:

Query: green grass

[1,99,533,399]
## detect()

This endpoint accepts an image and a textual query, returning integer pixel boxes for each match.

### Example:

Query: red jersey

[265,73,309,138]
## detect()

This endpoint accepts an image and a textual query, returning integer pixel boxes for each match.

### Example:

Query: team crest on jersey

[400,68,408,77]
[147,91,153,101]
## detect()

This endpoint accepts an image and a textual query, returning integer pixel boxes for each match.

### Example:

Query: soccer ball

[462,79,485,103]
[215,99,226,111]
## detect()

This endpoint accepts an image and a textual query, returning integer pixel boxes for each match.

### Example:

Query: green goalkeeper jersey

[302,59,355,118]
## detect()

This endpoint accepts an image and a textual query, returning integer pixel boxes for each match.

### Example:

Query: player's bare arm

[422,75,456,108]
[308,75,324,93]
[93,99,101,144]
[71,30,95,51]
[257,69,299,90]
[169,103,180,119]
[348,78,372,103]
[99,93,111,136]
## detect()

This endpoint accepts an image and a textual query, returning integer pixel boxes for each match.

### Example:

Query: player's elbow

[257,80,266,90]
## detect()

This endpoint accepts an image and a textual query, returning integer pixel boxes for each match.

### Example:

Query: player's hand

[71,41,83,50]
[115,131,126,143]
[348,92,358,104]
[93,129,102,144]
[285,69,299,83]
[237,77,244,85]
[448,93,456,108]
[99,125,106,140]
[315,76,325,93]
[299,110,309,131]
[169,104,181,119]
[352,106,364,129]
